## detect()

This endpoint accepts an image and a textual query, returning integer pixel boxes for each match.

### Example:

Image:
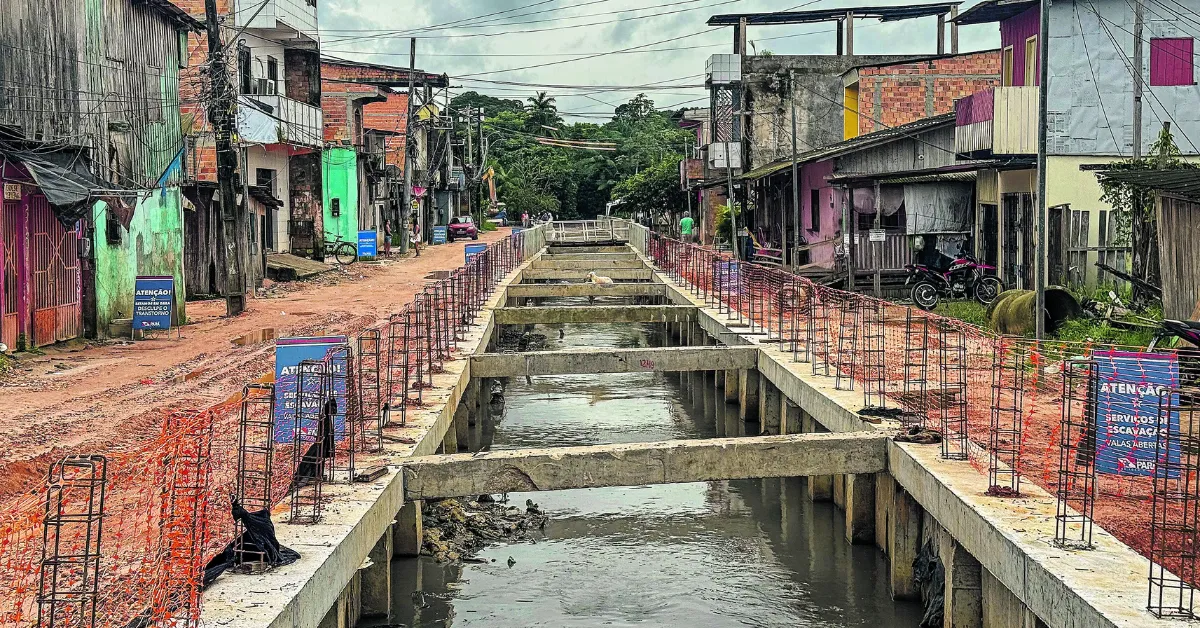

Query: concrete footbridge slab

[401,432,889,500]
[530,259,648,271]
[504,283,670,299]
[469,346,758,378]
[493,305,695,325]
[519,268,654,282]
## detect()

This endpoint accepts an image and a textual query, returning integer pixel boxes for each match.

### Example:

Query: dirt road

[0,230,509,498]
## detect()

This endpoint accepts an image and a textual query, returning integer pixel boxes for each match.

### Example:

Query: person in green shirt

[679,212,695,242]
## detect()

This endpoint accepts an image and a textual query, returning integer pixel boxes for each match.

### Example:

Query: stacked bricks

[855,51,1001,136]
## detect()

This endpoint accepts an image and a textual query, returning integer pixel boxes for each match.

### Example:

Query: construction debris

[421,497,549,563]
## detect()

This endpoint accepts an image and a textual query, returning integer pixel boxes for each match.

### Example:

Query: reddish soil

[0,231,509,502]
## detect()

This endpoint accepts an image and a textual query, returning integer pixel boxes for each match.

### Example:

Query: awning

[741,160,794,181]
[0,146,134,227]
[248,185,284,209]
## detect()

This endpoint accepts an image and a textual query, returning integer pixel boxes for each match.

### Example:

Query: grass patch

[933,300,989,328]
[1055,317,1157,348]
[0,353,11,375]
[480,220,498,232]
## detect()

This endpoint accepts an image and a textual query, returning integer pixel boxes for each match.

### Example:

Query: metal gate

[0,192,82,348]
[29,194,81,345]
[1,200,20,349]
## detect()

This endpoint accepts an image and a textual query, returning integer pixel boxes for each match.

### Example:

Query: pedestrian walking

[382,219,392,256]
[410,217,421,257]
[679,211,695,243]
[522,212,529,227]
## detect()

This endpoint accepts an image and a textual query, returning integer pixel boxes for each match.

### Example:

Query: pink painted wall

[1150,38,1195,86]
[800,160,840,266]
[1001,6,1040,86]
[955,88,995,125]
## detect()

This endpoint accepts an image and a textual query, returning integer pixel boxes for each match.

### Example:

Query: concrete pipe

[986,288,1082,335]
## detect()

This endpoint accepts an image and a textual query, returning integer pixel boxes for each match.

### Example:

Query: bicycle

[323,232,358,265]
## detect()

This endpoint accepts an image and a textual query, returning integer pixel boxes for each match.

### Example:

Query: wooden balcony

[954,87,1038,158]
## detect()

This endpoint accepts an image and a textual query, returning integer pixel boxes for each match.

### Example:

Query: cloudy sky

[318,0,1000,120]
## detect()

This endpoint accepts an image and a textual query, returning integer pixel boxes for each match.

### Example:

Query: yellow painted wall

[843,83,859,140]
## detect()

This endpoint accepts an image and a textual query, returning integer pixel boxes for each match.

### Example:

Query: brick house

[173,0,325,289]
[842,51,1001,138]
[320,59,448,243]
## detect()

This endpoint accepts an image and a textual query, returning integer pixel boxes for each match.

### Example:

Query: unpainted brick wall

[856,51,1001,135]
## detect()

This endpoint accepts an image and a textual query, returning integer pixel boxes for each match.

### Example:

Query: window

[105,207,123,246]
[809,189,820,231]
[256,168,276,194]
[178,30,189,69]
[1024,36,1037,86]
[1001,46,1014,86]
[1150,38,1195,86]
[267,56,279,94]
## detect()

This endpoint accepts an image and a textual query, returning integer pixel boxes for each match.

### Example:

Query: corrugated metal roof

[951,0,1037,25]
[741,113,956,181]
[138,0,204,30]
[880,171,978,184]
[1097,168,1200,201]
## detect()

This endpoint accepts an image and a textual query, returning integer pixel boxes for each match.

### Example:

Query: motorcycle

[905,253,1003,311]
[1147,319,1200,351]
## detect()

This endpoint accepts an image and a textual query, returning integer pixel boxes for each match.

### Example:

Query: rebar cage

[1148,387,1200,619]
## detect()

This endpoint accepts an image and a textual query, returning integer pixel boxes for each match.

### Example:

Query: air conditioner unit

[254,79,277,95]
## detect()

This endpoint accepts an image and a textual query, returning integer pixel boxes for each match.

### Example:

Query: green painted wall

[322,148,359,245]
[92,189,187,333]
[82,0,190,337]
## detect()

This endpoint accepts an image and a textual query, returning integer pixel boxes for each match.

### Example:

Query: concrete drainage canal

[384,305,925,627]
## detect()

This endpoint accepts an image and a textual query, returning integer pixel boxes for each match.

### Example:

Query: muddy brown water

[385,300,924,627]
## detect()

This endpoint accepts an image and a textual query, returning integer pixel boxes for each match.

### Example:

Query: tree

[476,93,693,221]
[613,93,656,125]
[525,91,561,131]
[1097,124,1197,306]
[610,156,686,220]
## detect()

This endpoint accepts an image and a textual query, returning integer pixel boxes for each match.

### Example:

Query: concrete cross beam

[531,259,648,271]
[504,283,671,299]
[402,432,889,500]
[493,305,696,325]
[519,268,654,282]
[469,346,758,378]
[546,245,630,254]
[540,252,640,261]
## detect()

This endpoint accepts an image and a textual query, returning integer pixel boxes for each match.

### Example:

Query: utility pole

[726,140,739,261]
[1034,0,1051,339]
[424,82,433,238]
[1132,0,1145,158]
[401,38,416,255]
[465,107,475,223]
[789,70,800,269]
[204,0,246,316]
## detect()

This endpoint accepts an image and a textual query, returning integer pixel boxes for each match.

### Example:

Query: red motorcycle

[905,252,1003,311]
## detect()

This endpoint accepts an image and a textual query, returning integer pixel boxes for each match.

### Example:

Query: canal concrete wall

[205,237,1188,628]
[627,236,1178,628]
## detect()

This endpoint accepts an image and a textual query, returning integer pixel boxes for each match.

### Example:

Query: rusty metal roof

[951,0,1038,25]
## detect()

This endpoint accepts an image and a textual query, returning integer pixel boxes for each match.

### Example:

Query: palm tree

[525,91,560,131]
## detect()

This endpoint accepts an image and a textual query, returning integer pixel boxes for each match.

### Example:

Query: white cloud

[317,0,1001,119]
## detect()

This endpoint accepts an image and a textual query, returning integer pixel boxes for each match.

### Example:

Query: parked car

[447,215,479,242]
